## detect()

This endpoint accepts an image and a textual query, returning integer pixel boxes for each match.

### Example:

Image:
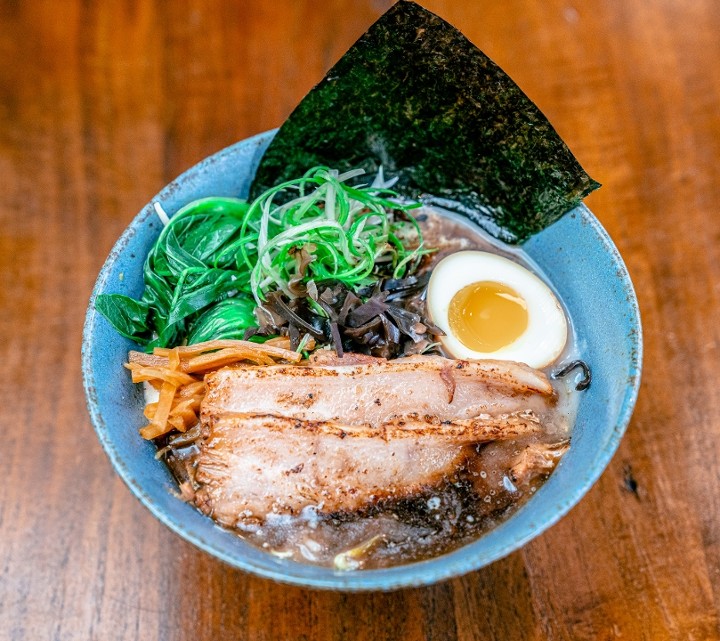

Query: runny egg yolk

[447,281,529,353]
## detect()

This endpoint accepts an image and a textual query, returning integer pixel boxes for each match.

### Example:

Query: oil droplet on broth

[448,281,528,352]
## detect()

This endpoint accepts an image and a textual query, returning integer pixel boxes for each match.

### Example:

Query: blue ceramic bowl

[82,130,642,590]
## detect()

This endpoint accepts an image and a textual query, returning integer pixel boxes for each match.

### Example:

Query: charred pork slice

[194,412,543,524]
[201,354,555,426]
[193,355,557,523]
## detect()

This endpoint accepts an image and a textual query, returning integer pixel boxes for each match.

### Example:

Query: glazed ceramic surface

[82,130,642,590]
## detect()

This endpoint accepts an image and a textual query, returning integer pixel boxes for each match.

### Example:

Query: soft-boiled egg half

[427,251,567,368]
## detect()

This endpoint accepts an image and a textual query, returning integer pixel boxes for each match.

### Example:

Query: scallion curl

[238,167,428,302]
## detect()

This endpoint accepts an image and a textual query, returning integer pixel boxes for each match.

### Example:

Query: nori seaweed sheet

[250,0,600,243]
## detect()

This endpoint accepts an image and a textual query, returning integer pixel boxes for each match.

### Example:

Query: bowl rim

[82,131,643,591]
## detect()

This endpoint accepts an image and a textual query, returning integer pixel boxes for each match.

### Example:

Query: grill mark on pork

[439,365,456,403]
[201,410,542,442]
[275,391,320,408]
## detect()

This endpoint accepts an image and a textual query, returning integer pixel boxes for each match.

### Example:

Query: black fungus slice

[253,277,443,359]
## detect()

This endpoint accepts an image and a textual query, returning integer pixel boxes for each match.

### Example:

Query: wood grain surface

[1,1,718,639]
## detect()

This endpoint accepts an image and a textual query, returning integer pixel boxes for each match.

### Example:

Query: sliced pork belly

[201,354,555,428]
[193,354,557,523]
[193,410,542,524]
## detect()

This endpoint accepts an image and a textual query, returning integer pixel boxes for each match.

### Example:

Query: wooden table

[2,1,718,638]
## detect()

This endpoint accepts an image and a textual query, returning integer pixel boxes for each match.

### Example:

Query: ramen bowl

[82,130,642,591]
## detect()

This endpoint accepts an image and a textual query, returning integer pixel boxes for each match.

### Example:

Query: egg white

[426,251,568,368]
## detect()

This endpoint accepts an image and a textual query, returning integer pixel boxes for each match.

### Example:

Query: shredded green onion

[237,167,427,303]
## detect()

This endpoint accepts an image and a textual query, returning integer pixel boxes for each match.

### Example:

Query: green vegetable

[97,197,256,349]
[238,166,428,303]
[95,167,427,349]
[94,294,150,342]
[187,298,257,343]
